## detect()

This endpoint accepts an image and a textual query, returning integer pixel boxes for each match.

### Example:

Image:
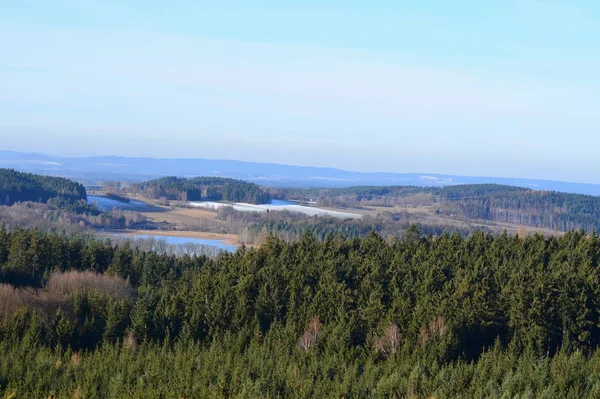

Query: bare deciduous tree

[297,316,322,352]
[47,270,132,298]
[418,316,448,347]
[373,323,402,356]
[429,316,447,336]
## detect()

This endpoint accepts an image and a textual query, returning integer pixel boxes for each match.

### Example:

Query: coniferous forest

[130,176,271,204]
[0,168,87,206]
[4,1,598,397]
[2,225,600,397]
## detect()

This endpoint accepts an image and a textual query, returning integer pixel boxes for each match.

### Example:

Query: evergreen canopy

[130,176,271,204]
[0,168,87,206]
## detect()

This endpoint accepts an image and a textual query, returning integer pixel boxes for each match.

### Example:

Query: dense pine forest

[2,226,600,397]
[277,184,600,232]
[130,176,271,204]
[0,168,87,206]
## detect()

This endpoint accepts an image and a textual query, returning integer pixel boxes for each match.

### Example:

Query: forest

[276,184,600,233]
[0,168,87,206]
[2,226,600,397]
[0,170,150,233]
[129,176,271,204]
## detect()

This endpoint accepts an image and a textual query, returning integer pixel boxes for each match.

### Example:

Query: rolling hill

[2,150,600,195]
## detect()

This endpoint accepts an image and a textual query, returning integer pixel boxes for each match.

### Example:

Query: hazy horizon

[4,148,600,188]
[2,1,599,183]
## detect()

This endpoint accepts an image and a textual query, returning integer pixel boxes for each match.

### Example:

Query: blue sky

[1,1,599,182]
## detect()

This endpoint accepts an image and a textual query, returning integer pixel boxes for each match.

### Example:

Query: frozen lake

[189,199,362,219]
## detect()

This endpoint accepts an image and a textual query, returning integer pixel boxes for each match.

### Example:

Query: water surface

[112,233,237,252]
[268,199,298,206]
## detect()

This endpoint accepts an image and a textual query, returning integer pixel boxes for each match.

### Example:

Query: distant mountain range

[2,150,600,196]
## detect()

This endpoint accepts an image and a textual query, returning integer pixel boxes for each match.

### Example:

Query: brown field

[145,206,224,226]
[106,194,244,243]
[364,204,561,236]
[126,195,227,228]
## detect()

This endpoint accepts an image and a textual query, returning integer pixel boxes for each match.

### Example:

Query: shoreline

[98,229,242,246]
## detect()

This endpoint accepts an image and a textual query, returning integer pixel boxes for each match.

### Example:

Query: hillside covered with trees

[0,168,87,206]
[2,226,600,396]
[0,170,150,232]
[130,176,271,204]
[277,184,600,233]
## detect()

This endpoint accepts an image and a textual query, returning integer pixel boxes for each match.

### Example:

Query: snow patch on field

[189,201,362,219]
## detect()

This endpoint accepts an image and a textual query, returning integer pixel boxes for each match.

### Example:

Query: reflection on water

[109,233,238,254]
[125,234,237,252]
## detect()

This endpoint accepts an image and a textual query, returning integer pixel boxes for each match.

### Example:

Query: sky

[1,1,599,183]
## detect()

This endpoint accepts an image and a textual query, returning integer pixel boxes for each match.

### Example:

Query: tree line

[277,183,600,232]
[129,176,271,204]
[2,226,600,396]
[0,168,87,206]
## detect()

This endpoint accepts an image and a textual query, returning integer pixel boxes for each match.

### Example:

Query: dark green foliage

[248,217,474,242]
[448,186,600,231]
[131,176,271,204]
[0,168,87,205]
[2,338,600,398]
[2,226,600,396]
[278,183,526,202]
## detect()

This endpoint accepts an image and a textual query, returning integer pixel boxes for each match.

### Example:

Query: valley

[86,186,563,253]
